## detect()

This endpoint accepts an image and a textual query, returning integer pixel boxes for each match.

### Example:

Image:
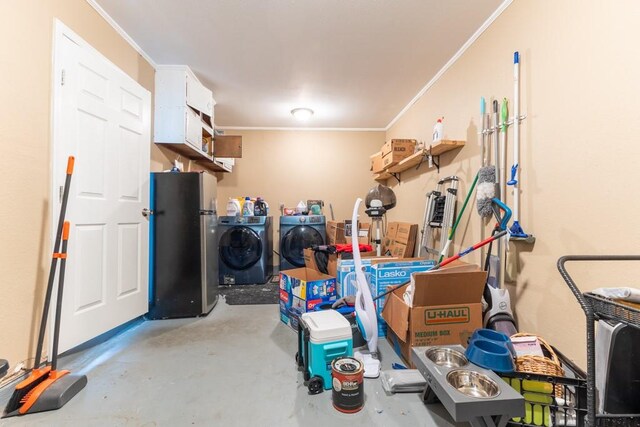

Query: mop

[507,51,534,242]
[351,198,380,378]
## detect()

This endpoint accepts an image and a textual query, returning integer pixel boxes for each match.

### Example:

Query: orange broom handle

[62,221,70,240]
[66,156,75,175]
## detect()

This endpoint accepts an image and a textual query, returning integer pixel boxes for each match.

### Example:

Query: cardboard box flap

[303,267,335,281]
[431,261,482,274]
[381,291,410,342]
[411,270,487,306]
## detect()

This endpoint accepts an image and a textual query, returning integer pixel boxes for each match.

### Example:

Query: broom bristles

[3,369,49,417]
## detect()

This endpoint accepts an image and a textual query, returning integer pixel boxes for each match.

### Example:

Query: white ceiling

[93,0,506,129]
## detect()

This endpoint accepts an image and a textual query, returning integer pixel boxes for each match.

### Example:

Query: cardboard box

[381,139,417,158]
[347,220,370,245]
[381,139,416,168]
[213,135,242,158]
[389,241,409,258]
[333,254,401,296]
[370,151,385,174]
[326,220,370,246]
[279,268,337,329]
[304,248,377,278]
[382,222,418,257]
[386,222,399,240]
[370,259,435,336]
[382,262,487,367]
[395,222,417,245]
[326,220,341,246]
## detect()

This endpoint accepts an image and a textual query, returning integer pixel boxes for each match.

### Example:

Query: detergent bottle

[295,200,307,215]
[226,198,241,216]
[433,117,444,142]
[242,197,254,216]
[254,197,267,216]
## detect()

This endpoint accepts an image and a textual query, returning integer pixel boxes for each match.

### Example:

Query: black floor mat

[219,280,279,305]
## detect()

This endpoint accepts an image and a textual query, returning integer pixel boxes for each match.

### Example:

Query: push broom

[3,157,86,418]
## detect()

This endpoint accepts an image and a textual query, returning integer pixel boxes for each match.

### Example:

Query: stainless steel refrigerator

[148,172,219,319]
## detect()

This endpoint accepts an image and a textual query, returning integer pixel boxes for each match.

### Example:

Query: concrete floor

[1,300,463,426]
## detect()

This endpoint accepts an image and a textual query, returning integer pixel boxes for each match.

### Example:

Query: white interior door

[51,21,151,353]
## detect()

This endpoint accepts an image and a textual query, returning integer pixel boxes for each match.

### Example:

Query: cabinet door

[186,72,213,116]
[185,107,202,150]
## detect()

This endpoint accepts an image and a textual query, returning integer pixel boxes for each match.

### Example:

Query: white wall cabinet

[155,65,231,172]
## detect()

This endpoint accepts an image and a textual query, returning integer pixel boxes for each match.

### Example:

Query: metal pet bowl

[425,347,469,368]
[446,369,501,399]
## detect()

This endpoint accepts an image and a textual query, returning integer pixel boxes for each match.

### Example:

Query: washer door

[281,225,324,268]
[219,226,262,270]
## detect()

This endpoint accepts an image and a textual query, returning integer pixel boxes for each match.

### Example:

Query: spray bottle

[433,117,444,142]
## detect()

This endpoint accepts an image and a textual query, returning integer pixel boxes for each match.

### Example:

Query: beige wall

[386,0,640,366]
[216,129,385,266]
[0,0,156,379]
[3,0,637,377]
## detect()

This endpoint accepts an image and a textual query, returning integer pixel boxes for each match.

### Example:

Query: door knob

[141,208,154,218]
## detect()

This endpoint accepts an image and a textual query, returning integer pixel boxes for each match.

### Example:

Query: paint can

[331,357,364,413]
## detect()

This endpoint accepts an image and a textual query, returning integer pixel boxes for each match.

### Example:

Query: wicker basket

[511,333,565,397]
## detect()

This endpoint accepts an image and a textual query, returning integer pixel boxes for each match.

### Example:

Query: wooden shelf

[373,139,465,182]
[374,171,392,182]
[156,142,233,173]
[195,159,232,173]
[387,140,465,173]
[157,142,212,162]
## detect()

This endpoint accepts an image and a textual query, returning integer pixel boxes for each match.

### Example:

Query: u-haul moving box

[382,262,487,367]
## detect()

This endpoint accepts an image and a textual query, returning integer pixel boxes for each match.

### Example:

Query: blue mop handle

[492,198,512,230]
[508,164,519,185]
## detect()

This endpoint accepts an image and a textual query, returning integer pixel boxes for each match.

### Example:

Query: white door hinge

[61,69,65,86]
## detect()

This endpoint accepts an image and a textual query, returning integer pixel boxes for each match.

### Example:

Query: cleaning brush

[476,166,496,218]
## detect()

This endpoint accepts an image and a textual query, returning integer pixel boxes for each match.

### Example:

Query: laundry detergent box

[370,259,435,337]
[382,261,486,367]
[279,267,337,330]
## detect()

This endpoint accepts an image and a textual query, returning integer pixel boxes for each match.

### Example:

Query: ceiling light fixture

[291,107,314,121]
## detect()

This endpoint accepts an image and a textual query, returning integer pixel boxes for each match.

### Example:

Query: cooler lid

[302,310,352,342]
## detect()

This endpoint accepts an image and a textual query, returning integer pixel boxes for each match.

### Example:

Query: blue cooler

[295,310,353,394]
